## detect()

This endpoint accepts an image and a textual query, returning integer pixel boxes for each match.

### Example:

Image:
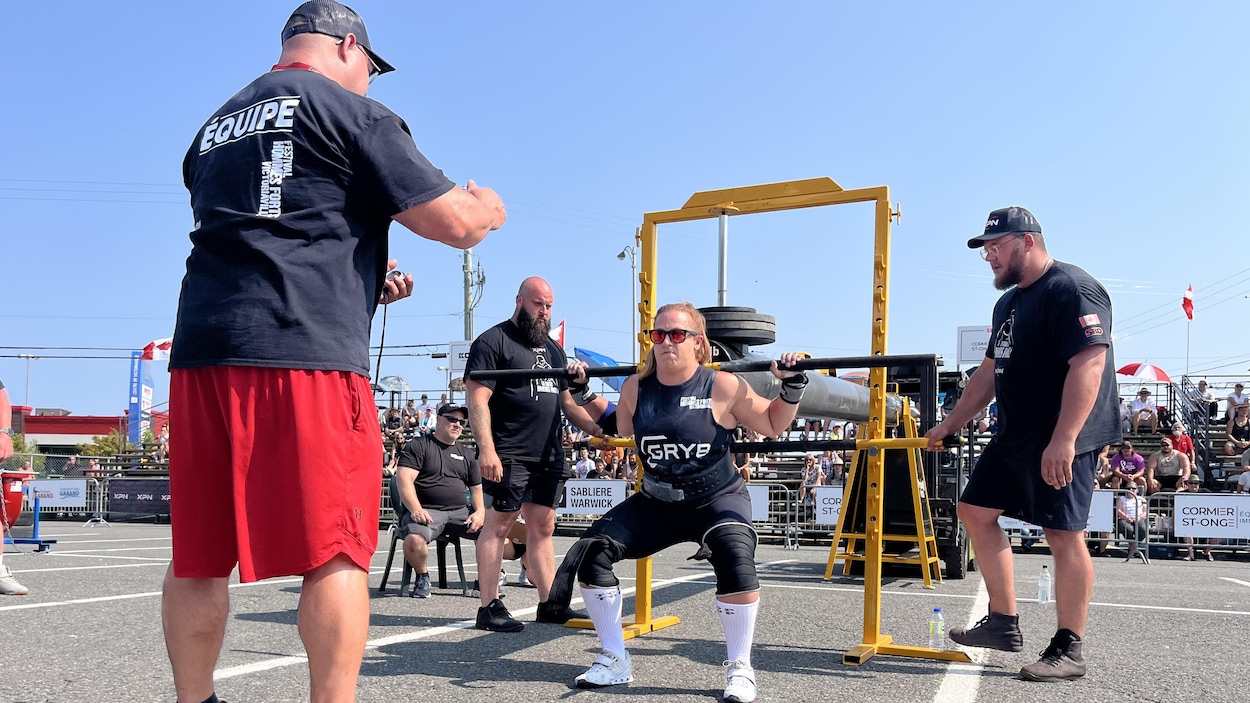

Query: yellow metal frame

[570,177,967,662]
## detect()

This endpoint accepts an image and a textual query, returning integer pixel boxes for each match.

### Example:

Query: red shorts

[169,366,382,582]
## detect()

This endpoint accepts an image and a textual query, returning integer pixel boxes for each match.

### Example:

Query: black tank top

[1232,418,1250,442]
[634,365,737,500]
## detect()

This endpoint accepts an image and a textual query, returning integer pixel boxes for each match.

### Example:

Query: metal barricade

[1143,491,1250,560]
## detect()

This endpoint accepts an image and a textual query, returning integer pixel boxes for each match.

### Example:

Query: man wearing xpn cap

[162,2,507,702]
[927,206,1120,682]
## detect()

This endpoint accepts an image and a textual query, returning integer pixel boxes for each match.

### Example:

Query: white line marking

[933,581,989,703]
[213,559,798,682]
[54,546,173,554]
[10,563,168,574]
[1222,577,1250,589]
[53,553,170,562]
[26,536,171,544]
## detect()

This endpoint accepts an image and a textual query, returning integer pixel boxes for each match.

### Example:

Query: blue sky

[2,1,1248,416]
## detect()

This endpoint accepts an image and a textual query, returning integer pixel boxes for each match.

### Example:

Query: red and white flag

[141,337,173,361]
[549,320,565,349]
[1182,285,1194,321]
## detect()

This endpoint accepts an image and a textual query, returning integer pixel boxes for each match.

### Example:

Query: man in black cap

[395,404,485,598]
[162,3,507,702]
[926,206,1120,682]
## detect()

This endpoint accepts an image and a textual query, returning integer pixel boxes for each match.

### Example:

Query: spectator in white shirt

[1226,383,1248,421]
[1130,388,1158,434]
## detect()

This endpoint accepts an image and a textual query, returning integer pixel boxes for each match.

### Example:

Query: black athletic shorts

[585,482,755,559]
[483,458,568,513]
[960,442,1098,531]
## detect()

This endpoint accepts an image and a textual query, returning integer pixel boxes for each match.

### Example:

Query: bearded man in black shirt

[927,207,1120,683]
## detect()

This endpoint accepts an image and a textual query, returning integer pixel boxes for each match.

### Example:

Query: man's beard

[517,307,551,347]
[993,248,1026,291]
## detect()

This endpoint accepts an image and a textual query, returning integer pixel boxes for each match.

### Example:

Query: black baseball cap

[438,404,468,419]
[281,0,396,76]
[967,206,1041,248]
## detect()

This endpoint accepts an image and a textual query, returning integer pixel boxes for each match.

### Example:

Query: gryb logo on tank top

[993,310,1015,371]
[530,349,559,400]
[638,435,711,469]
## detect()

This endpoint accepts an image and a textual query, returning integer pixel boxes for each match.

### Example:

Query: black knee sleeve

[703,522,759,595]
[575,533,627,587]
[508,542,527,561]
[548,533,627,608]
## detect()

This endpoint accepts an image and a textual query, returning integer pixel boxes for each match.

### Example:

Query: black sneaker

[1020,633,1086,681]
[948,612,1024,652]
[410,572,431,599]
[536,600,589,624]
[476,598,524,632]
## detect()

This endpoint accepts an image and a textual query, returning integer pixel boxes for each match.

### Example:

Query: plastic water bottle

[928,608,946,649]
[1038,565,1052,604]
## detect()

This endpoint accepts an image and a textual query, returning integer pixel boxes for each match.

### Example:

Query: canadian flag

[1182,285,1194,321]
[141,337,173,361]
[549,320,565,349]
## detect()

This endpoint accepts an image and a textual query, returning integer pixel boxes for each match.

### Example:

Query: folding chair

[379,475,469,596]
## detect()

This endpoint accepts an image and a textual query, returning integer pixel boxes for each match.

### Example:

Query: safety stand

[825,411,968,665]
[4,493,59,553]
[826,406,942,587]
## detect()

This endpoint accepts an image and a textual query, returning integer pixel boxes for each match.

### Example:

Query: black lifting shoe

[1019,631,1086,682]
[948,611,1024,652]
[535,600,589,624]
[476,598,524,632]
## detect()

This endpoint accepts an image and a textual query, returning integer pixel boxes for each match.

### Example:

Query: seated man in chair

[396,404,486,598]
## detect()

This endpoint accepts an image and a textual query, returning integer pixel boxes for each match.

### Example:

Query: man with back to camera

[162,2,506,702]
[926,206,1120,682]
[464,277,604,632]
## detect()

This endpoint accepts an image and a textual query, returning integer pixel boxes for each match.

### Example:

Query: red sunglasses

[647,328,698,344]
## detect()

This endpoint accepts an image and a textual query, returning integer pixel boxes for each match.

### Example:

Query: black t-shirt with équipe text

[465,320,568,464]
[170,67,455,376]
[986,261,1121,457]
[396,435,481,512]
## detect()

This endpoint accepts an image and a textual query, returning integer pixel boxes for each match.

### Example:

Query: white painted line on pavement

[9,562,168,574]
[213,559,798,682]
[933,581,989,703]
[1222,577,1250,589]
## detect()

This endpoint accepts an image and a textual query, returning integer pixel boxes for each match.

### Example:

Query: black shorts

[483,458,568,513]
[1155,475,1183,492]
[584,483,755,559]
[960,442,1098,531]
[400,506,476,543]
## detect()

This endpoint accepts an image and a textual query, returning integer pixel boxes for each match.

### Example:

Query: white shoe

[0,566,28,596]
[575,649,633,688]
[516,566,533,587]
[723,660,757,703]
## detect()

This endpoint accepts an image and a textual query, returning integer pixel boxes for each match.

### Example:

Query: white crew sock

[581,585,627,659]
[717,597,759,666]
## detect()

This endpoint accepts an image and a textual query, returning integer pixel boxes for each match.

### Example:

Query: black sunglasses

[441,415,467,426]
[647,328,698,344]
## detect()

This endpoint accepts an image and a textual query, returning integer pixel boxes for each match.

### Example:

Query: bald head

[512,277,554,345]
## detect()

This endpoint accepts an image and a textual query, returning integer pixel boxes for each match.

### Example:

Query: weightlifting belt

[642,459,737,503]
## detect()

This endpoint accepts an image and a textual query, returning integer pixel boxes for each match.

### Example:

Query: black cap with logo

[438,404,468,419]
[968,206,1041,248]
[281,0,395,75]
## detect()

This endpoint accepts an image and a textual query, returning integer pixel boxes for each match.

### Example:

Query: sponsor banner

[30,479,88,509]
[1174,494,1250,539]
[108,478,171,516]
[449,341,472,374]
[998,489,1114,534]
[558,479,626,515]
[957,326,993,366]
[747,484,769,522]
[814,486,844,527]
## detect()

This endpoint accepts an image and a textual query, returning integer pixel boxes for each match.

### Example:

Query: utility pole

[17,354,39,408]
[463,248,474,340]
